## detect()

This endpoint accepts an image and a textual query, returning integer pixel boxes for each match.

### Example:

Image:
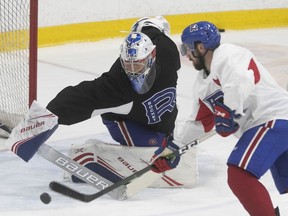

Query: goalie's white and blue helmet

[120,32,156,94]
[131,16,170,36]
[180,21,221,56]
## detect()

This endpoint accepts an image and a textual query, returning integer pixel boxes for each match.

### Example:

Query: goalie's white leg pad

[68,139,198,188]
[68,139,150,183]
[152,147,198,188]
[5,101,58,162]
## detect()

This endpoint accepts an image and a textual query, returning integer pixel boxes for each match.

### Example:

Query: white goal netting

[0,0,37,131]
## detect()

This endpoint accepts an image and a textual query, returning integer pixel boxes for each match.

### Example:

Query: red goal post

[0,0,38,130]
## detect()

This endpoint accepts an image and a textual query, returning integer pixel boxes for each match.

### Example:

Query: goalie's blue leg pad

[102,119,166,147]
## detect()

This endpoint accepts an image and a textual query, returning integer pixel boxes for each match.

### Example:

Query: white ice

[1,28,288,216]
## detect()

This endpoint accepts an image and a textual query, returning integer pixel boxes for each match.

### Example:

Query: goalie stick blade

[50,165,152,202]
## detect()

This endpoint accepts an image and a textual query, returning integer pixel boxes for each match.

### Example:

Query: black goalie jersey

[46,28,181,135]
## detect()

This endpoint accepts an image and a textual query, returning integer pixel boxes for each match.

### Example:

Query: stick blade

[49,181,93,202]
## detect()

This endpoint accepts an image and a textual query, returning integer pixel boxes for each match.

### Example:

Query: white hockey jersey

[179,43,288,143]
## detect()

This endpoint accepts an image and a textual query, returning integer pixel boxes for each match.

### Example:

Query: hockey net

[0,0,38,131]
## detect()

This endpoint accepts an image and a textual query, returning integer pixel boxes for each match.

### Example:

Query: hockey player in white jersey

[180,21,287,216]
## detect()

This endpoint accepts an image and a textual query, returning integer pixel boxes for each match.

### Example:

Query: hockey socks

[227,165,275,216]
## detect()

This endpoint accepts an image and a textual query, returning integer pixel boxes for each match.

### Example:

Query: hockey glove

[214,101,240,137]
[150,136,180,173]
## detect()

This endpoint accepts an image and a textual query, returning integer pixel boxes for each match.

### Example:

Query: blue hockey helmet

[180,21,221,55]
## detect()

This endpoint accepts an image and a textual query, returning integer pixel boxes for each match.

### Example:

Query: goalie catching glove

[214,101,241,137]
[150,136,180,173]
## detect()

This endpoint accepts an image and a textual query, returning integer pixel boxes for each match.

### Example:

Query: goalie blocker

[66,139,198,188]
[5,101,58,162]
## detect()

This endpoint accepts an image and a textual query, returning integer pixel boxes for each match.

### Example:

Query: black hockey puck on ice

[40,192,51,204]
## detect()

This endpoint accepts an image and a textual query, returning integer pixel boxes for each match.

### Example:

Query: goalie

[43,16,197,188]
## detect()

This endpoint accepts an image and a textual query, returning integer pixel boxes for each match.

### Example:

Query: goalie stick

[49,130,217,202]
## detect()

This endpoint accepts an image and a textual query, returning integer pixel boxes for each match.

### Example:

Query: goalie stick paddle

[49,130,217,202]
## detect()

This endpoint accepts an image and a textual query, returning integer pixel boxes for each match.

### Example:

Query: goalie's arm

[46,72,133,125]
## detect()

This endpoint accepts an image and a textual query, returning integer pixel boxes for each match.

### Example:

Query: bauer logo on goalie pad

[117,156,138,173]
[20,121,45,133]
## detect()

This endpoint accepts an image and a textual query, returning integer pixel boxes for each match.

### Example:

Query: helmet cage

[120,32,156,78]
[120,49,156,78]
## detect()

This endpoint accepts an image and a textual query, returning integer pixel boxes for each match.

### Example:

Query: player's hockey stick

[50,130,217,202]
[1,122,125,200]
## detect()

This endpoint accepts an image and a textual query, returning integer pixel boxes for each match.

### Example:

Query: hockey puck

[40,192,51,204]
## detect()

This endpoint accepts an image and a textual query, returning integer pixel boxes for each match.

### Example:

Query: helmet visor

[179,43,188,56]
[180,43,199,58]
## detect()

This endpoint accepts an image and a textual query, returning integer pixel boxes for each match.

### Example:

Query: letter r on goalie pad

[5,101,58,162]
[66,139,198,188]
